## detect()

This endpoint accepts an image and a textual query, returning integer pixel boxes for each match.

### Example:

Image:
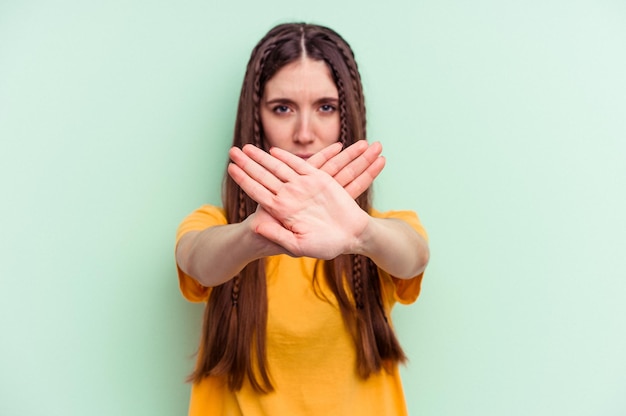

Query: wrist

[243,213,287,258]
[351,213,377,256]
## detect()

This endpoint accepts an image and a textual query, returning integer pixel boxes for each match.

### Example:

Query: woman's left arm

[228,143,429,277]
[353,216,429,279]
[285,141,429,278]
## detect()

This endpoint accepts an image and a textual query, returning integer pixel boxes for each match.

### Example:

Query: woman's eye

[272,105,290,114]
[320,104,336,113]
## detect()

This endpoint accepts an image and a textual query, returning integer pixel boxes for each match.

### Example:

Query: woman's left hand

[227,144,370,259]
[306,140,386,199]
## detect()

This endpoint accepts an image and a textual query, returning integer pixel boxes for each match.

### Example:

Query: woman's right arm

[176,140,385,287]
[175,209,287,287]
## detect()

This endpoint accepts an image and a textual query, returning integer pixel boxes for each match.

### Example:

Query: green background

[1,1,625,415]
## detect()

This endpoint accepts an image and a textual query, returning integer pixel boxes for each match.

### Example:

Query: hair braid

[252,42,279,148]
[337,77,348,146]
[237,189,246,220]
[324,58,349,146]
[352,255,364,310]
[230,189,247,307]
[333,39,367,138]
[231,277,241,307]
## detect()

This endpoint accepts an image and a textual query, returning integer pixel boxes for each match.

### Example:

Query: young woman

[175,22,429,415]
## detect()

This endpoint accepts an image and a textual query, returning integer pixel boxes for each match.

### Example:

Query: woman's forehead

[263,58,338,100]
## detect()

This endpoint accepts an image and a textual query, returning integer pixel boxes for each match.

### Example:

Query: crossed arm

[176,141,429,287]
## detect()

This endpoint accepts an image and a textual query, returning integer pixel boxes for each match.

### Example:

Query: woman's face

[260,57,340,159]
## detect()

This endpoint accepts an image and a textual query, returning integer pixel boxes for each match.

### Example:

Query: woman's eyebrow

[315,97,339,103]
[264,97,296,105]
[264,96,339,104]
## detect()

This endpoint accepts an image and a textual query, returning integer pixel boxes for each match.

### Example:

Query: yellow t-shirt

[176,205,427,416]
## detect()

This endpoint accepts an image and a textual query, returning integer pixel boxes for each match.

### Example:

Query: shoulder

[175,205,226,303]
[183,204,227,223]
[176,205,227,243]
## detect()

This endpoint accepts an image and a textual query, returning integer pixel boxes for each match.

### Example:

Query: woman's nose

[293,114,314,143]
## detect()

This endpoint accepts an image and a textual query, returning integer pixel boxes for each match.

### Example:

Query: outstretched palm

[228,142,384,258]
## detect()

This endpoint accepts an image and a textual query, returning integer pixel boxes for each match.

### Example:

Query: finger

[307,142,343,169]
[343,155,386,199]
[332,141,383,187]
[255,221,301,256]
[229,147,284,194]
[317,140,369,177]
[268,146,317,176]
[227,162,276,205]
[241,144,298,182]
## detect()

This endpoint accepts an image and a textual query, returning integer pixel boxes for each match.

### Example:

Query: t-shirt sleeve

[175,205,228,303]
[371,209,429,305]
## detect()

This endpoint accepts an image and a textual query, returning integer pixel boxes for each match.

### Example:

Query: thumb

[255,222,300,256]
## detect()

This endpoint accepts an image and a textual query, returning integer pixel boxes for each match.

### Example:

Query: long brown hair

[190,23,406,392]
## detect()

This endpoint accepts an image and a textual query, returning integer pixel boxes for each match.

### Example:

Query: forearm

[176,218,283,287]
[353,217,430,279]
